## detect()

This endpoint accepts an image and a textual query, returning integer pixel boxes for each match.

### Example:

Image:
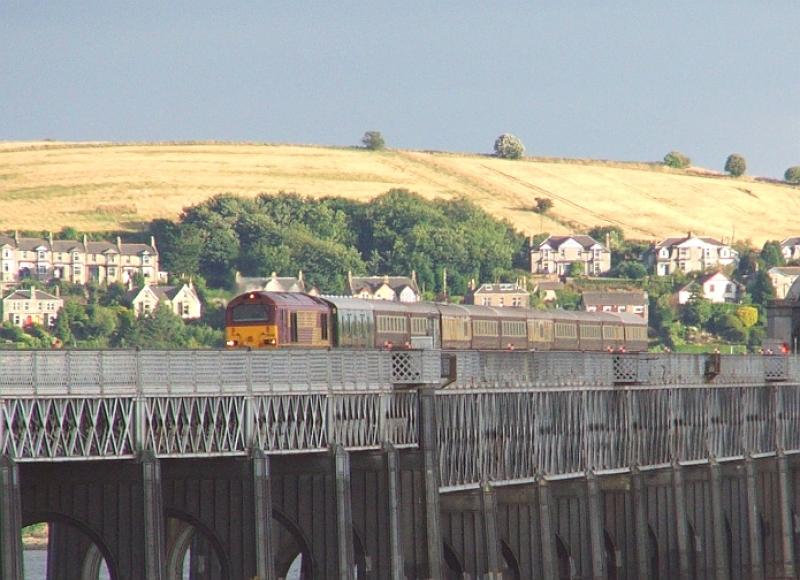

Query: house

[129,281,202,320]
[0,231,161,289]
[769,266,800,300]
[780,238,800,262]
[650,233,738,276]
[532,280,564,303]
[677,272,742,305]
[233,271,319,295]
[530,235,611,277]
[463,281,529,308]
[1,286,63,328]
[346,272,420,302]
[581,290,648,321]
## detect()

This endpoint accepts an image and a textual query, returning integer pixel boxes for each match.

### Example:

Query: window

[473,319,499,337]
[411,317,427,335]
[37,265,47,275]
[290,312,298,342]
[501,320,525,337]
[72,252,80,261]
[482,297,491,306]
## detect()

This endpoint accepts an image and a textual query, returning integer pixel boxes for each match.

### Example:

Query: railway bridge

[1,348,800,579]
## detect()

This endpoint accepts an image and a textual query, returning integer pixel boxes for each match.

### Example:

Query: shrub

[735,305,758,328]
[361,131,385,151]
[663,151,691,169]
[785,166,800,184]
[724,154,746,177]
[493,134,525,159]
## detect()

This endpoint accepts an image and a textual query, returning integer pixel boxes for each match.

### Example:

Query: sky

[2,2,799,178]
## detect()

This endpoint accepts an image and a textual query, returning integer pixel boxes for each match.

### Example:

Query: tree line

[149,189,530,296]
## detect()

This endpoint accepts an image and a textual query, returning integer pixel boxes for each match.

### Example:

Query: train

[224,291,649,352]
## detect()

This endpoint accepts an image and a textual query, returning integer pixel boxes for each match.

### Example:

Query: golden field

[1,141,797,246]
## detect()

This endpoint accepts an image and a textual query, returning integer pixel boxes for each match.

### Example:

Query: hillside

[1,141,798,245]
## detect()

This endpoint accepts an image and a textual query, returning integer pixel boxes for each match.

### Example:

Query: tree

[682,295,712,327]
[663,151,691,169]
[785,166,800,184]
[760,240,784,269]
[533,197,553,214]
[724,154,746,177]
[568,262,585,277]
[493,134,525,160]
[361,131,385,151]
[616,260,648,279]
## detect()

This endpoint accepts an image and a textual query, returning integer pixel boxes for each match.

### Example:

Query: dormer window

[659,248,669,258]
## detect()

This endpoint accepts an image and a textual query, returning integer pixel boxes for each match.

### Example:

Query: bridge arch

[23,512,116,580]
[272,508,315,579]
[603,530,618,580]
[442,541,465,579]
[163,509,228,580]
[500,540,521,579]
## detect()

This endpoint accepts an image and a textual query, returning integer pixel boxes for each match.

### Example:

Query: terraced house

[0,232,160,290]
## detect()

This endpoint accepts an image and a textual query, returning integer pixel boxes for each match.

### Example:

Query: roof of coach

[404,302,441,316]
[572,311,621,323]
[369,300,414,315]
[494,307,529,320]
[457,304,502,318]
[319,295,376,312]
[436,303,472,317]
[549,310,581,322]
[614,312,649,326]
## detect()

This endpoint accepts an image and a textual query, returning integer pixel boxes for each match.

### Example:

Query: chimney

[14,230,19,244]
[188,276,193,289]
[150,235,157,251]
[298,270,304,282]
[116,236,122,250]
[83,234,88,248]
[384,274,389,284]
[271,271,277,280]
[48,231,53,246]
[411,270,416,284]
[54,285,60,298]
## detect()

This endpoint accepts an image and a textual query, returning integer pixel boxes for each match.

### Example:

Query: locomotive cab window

[321,313,328,340]
[232,304,269,323]
[290,312,299,342]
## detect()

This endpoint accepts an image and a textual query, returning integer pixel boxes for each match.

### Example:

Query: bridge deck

[1,349,798,490]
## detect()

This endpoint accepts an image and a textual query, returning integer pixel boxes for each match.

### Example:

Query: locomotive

[225,291,649,352]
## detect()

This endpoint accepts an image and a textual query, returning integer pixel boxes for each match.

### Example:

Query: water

[24,549,299,579]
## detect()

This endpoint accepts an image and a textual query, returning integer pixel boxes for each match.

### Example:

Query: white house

[677,272,742,305]
[129,281,202,320]
[346,272,420,303]
[651,233,738,276]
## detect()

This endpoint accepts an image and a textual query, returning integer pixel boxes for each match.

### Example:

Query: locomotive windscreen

[231,304,270,322]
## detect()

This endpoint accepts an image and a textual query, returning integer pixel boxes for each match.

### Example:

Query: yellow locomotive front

[225,292,278,348]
